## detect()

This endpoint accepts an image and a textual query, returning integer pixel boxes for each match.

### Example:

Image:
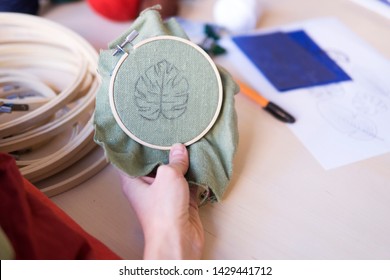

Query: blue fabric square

[232,30,351,92]
[286,30,351,83]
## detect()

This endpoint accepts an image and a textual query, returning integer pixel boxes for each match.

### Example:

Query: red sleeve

[0,153,121,260]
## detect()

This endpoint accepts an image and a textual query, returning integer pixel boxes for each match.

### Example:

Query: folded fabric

[0,153,121,260]
[94,7,239,202]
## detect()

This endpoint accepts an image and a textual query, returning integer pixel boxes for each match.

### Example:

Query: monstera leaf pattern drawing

[135,60,189,120]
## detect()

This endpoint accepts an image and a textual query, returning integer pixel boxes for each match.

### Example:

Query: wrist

[143,225,186,259]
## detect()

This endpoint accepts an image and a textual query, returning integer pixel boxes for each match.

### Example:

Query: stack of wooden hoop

[0,13,107,196]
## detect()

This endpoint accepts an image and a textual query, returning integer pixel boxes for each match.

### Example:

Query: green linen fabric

[94,7,239,202]
[112,38,221,148]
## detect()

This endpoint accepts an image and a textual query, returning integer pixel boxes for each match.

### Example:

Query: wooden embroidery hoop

[109,35,223,150]
[0,13,107,196]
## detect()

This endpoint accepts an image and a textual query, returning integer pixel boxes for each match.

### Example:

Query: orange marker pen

[236,79,296,123]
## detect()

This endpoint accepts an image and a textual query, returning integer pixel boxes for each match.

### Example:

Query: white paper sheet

[350,0,390,20]
[219,18,390,169]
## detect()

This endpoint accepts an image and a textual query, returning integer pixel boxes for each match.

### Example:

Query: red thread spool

[87,0,141,21]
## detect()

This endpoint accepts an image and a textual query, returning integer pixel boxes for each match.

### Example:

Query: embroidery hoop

[0,13,107,196]
[109,35,223,150]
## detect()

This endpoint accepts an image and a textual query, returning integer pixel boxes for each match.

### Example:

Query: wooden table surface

[46,0,390,259]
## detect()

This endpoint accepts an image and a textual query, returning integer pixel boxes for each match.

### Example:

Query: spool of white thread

[213,0,261,33]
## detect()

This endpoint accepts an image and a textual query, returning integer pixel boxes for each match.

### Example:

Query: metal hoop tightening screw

[112,30,139,56]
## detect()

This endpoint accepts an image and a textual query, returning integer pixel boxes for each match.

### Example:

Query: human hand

[119,143,204,259]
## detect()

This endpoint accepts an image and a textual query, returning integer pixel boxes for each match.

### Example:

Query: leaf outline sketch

[351,89,388,116]
[134,60,189,120]
[317,100,378,141]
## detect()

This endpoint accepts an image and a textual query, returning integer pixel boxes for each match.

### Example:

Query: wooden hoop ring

[109,35,223,150]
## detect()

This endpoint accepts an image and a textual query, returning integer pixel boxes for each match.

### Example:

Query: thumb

[168,143,189,175]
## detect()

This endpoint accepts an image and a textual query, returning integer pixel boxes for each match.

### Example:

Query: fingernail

[170,143,185,156]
